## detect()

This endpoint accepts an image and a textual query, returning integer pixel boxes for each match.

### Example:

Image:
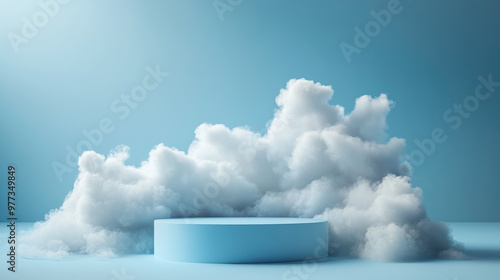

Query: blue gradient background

[0,0,499,222]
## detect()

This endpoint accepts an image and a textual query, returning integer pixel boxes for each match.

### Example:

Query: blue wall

[1,0,499,222]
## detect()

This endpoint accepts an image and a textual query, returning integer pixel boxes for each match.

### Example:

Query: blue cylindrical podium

[154,217,329,263]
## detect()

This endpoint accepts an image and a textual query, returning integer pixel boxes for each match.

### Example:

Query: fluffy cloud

[21,79,462,261]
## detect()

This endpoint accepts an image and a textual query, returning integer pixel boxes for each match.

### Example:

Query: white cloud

[21,78,462,261]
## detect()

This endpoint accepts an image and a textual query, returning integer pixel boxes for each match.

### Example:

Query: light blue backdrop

[0,0,499,222]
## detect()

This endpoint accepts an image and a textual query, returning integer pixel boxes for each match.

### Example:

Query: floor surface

[1,222,499,280]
